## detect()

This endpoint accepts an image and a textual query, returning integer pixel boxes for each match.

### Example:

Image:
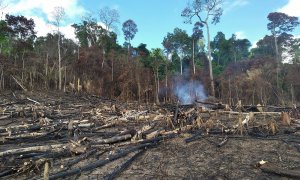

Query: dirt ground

[0,91,299,180]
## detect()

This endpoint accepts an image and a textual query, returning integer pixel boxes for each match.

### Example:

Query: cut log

[260,163,300,178]
[93,134,132,144]
[4,132,48,140]
[0,144,66,157]
[26,97,41,105]
[104,150,145,180]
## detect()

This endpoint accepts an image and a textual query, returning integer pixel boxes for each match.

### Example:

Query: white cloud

[278,0,300,17]
[2,0,85,41]
[235,31,246,39]
[224,0,249,14]
[5,0,86,22]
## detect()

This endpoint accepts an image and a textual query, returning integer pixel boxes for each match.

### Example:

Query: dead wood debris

[0,92,299,179]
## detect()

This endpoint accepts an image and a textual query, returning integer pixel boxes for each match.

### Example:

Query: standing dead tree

[51,7,66,91]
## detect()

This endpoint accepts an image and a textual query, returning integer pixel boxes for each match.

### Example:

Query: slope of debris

[0,91,299,179]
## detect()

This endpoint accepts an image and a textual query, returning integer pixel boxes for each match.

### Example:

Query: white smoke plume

[173,79,207,105]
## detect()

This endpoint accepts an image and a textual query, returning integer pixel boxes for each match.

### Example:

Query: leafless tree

[99,6,120,32]
[51,6,65,91]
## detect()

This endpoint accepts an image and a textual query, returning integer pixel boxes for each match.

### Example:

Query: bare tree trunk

[205,23,215,97]
[58,32,62,91]
[102,49,105,68]
[165,63,168,102]
[274,34,280,90]
[192,39,195,75]
[45,52,49,89]
[154,69,159,104]
[180,57,183,75]
[111,57,114,81]
[0,67,3,90]
[291,84,295,105]
[229,77,232,106]
[64,66,66,92]
[22,51,25,81]
[77,45,80,60]
[30,72,32,90]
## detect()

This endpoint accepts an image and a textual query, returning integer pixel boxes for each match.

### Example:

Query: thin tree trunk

[274,34,280,90]
[45,52,49,89]
[180,57,183,75]
[22,51,25,81]
[157,68,160,94]
[102,49,105,68]
[192,39,195,75]
[78,45,79,60]
[0,67,3,90]
[229,77,232,106]
[58,32,62,91]
[64,66,66,92]
[154,69,159,104]
[165,63,168,102]
[291,84,295,105]
[111,58,114,81]
[205,23,215,97]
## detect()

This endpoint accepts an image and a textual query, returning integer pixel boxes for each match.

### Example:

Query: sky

[1,0,300,49]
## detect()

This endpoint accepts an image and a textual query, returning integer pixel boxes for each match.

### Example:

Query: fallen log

[260,163,300,178]
[11,75,27,91]
[0,169,17,178]
[0,144,66,157]
[195,100,226,110]
[93,134,132,144]
[62,149,97,169]
[0,114,10,120]
[185,130,203,143]
[104,150,145,180]
[4,132,48,140]
[48,143,155,180]
[219,111,281,115]
[26,97,41,105]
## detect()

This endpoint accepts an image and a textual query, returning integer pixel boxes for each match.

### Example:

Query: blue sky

[2,0,300,49]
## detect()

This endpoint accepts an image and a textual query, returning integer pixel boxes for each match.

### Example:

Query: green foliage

[212,61,223,76]
[211,32,251,66]
[122,19,138,45]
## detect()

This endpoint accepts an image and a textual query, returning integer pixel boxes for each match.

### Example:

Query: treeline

[0,2,299,106]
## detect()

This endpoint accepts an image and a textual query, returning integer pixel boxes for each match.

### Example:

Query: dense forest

[0,0,299,106]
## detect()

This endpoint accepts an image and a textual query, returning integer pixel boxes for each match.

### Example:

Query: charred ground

[0,91,299,179]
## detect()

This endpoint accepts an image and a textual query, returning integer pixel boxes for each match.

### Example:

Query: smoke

[173,79,207,105]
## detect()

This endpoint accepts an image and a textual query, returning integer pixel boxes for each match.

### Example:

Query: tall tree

[51,6,65,91]
[192,22,204,74]
[182,0,223,96]
[267,12,299,89]
[122,19,138,57]
[162,28,191,75]
[99,6,120,32]
[150,48,165,104]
